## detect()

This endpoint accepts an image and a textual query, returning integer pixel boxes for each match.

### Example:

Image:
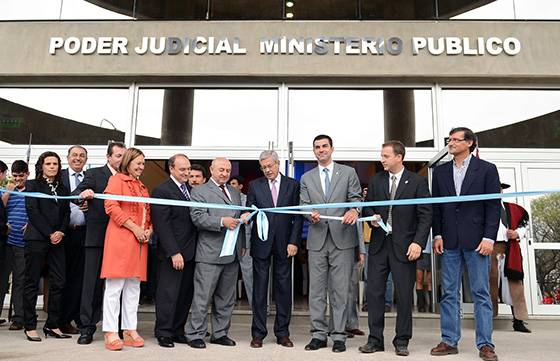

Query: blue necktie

[73,173,82,188]
[180,183,190,200]
[323,168,331,198]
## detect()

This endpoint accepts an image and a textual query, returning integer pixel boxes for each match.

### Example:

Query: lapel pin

[405,180,409,184]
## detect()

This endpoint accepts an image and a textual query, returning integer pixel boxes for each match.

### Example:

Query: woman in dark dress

[23,151,70,341]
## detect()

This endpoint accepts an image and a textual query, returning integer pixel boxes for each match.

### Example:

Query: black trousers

[0,244,26,324]
[23,240,66,331]
[367,235,416,347]
[251,254,292,340]
[61,226,86,327]
[79,247,104,335]
[154,257,195,338]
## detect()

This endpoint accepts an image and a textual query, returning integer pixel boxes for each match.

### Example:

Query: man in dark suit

[152,154,197,348]
[59,145,88,334]
[240,150,302,348]
[186,157,245,349]
[430,127,500,361]
[359,141,432,356]
[74,141,126,344]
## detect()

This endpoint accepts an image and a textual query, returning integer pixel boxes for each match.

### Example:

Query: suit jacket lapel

[442,161,455,196]
[394,170,410,199]
[276,174,288,207]
[311,167,326,202]
[327,163,342,201]
[460,157,480,196]
[209,181,231,204]
[382,171,390,199]
[167,178,186,200]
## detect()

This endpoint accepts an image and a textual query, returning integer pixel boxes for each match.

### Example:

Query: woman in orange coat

[101,147,152,351]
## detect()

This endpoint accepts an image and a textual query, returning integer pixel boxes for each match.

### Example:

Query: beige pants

[489,242,529,320]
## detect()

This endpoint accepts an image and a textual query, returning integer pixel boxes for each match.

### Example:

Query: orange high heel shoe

[104,332,124,351]
[123,330,144,347]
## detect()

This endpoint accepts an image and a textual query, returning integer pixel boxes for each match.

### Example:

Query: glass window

[134,88,278,147]
[0,0,62,20]
[288,88,434,149]
[0,88,130,145]
[441,89,560,148]
[535,250,560,305]
[60,0,133,20]
[447,0,515,19]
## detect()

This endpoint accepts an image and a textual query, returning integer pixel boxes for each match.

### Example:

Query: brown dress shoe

[430,342,459,356]
[250,338,263,348]
[479,345,498,361]
[346,328,365,336]
[277,336,294,347]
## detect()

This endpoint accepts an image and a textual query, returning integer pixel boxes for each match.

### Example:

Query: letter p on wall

[49,37,64,54]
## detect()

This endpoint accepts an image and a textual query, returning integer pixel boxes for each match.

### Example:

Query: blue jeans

[440,248,494,350]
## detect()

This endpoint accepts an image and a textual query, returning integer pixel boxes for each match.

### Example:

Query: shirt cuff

[516,227,527,239]
[482,237,495,244]
[434,235,442,240]
[220,217,224,227]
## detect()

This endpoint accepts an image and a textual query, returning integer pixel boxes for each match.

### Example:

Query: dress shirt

[452,154,473,196]
[388,167,405,192]
[318,162,334,196]
[68,168,86,226]
[268,173,282,193]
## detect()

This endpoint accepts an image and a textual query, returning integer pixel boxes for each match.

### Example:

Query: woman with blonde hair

[100,147,152,351]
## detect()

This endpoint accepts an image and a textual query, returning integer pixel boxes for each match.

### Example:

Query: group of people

[0,126,533,361]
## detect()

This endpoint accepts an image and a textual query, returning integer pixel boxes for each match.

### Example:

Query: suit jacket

[24,179,70,242]
[190,180,245,265]
[432,156,501,250]
[363,169,432,263]
[300,162,362,251]
[152,178,197,261]
[246,175,303,259]
[73,164,113,247]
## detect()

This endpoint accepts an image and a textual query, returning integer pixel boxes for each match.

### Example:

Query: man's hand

[171,253,184,270]
[407,242,422,261]
[79,189,94,200]
[342,208,359,225]
[310,210,321,224]
[476,240,494,256]
[287,244,298,257]
[433,237,444,255]
[506,229,519,240]
[50,231,64,245]
[358,253,365,268]
[370,214,381,228]
[222,217,240,230]
[78,201,88,212]
[240,212,251,224]
[6,182,16,191]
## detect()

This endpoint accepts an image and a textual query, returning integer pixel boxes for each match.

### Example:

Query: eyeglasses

[446,138,466,144]
[260,164,278,171]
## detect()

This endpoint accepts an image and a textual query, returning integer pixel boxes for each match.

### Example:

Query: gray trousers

[238,251,253,307]
[187,261,238,340]
[329,260,360,331]
[309,234,354,342]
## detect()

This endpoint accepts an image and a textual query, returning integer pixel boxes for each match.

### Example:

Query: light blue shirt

[452,154,472,195]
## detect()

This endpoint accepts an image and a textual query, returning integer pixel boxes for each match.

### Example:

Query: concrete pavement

[1,314,559,361]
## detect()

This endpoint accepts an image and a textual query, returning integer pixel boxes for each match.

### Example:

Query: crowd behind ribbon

[0,126,533,361]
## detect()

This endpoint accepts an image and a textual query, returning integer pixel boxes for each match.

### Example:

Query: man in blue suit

[242,150,302,348]
[430,127,500,361]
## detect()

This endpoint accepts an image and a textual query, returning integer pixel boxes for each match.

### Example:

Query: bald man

[186,158,246,348]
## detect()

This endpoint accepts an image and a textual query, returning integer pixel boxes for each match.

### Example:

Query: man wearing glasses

[431,127,501,361]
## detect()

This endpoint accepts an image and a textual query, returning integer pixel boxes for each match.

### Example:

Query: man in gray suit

[186,157,246,349]
[300,134,362,353]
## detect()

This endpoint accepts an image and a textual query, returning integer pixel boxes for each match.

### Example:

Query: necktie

[323,168,331,198]
[387,175,397,228]
[180,183,190,200]
[73,173,82,189]
[219,184,231,201]
[271,179,278,207]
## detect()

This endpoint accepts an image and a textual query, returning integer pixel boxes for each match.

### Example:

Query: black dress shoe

[210,335,236,346]
[304,338,327,351]
[77,333,93,345]
[395,344,409,356]
[9,322,23,331]
[332,341,346,353]
[173,335,189,344]
[513,319,532,333]
[188,338,206,349]
[359,342,385,353]
[43,327,71,339]
[157,336,174,348]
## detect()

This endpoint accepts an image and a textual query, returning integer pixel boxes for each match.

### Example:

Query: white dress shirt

[68,168,86,226]
[318,162,334,195]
